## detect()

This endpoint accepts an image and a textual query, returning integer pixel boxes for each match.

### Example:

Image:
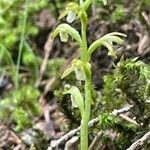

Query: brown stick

[126,131,150,150]
[36,36,53,87]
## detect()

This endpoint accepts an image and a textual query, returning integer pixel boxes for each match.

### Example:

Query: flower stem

[81,71,92,150]
[80,12,88,62]
[80,10,92,150]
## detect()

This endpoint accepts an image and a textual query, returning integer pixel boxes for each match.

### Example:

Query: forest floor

[0,2,150,150]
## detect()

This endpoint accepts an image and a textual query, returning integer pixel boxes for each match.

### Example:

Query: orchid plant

[51,0,126,149]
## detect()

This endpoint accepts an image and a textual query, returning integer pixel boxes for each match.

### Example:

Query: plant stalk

[80,12,88,62]
[16,0,29,90]
[81,71,92,150]
[80,9,92,150]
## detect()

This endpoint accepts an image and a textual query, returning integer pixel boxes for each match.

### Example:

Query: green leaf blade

[63,86,84,117]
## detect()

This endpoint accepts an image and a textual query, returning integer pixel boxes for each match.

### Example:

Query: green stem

[80,65,92,150]
[80,114,89,150]
[80,9,92,150]
[16,0,29,90]
[80,12,88,62]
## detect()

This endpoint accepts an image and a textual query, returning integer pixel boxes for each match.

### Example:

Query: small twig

[112,105,132,116]
[119,114,139,126]
[89,131,103,150]
[64,136,79,150]
[48,127,80,150]
[139,10,150,33]
[36,36,53,87]
[112,105,139,126]
[137,32,149,54]
[43,77,56,97]
[126,131,150,150]
[39,77,56,113]
[141,12,150,27]
[48,106,132,149]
